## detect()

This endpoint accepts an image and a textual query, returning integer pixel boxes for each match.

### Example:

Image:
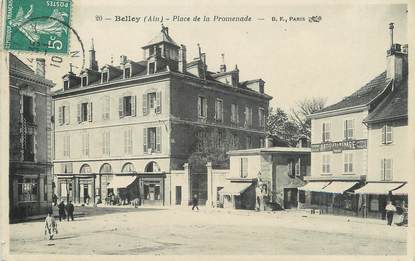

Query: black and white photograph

[0,0,413,260]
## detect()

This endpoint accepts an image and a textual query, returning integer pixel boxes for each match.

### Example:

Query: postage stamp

[3,0,71,54]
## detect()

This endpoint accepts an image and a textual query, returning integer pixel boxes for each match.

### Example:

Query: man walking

[192,194,199,211]
[66,201,75,221]
[57,200,66,222]
[385,200,396,226]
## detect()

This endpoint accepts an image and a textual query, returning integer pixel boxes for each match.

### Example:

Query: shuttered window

[119,95,136,118]
[322,154,330,174]
[77,102,91,123]
[124,128,133,155]
[381,159,393,181]
[240,158,248,178]
[198,96,207,118]
[344,119,354,140]
[63,135,70,157]
[102,131,110,156]
[381,124,393,144]
[82,133,89,156]
[231,103,239,124]
[215,99,223,122]
[102,96,110,120]
[343,153,353,173]
[258,107,265,128]
[322,122,331,142]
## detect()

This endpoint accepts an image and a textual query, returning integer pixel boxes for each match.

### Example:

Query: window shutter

[380,159,384,180]
[344,120,347,140]
[389,159,393,180]
[86,133,89,156]
[87,103,92,122]
[124,129,128,154]
[322,123,325,141]
[381,125,386,144]
[119,97,124,118]
[66,106,70,124]
[156,126,161,152]
[386,125,392,143]
[197,97,201,117]
[77,103,81,123]
[143,94,148,115]
[214,100,218,120]
[58,106,63,125]
[156,92,161,114]
[143,128,148,153]
[203,98,208,118]
[131,96,137,116]
[236,105,239,124]
[102,132,106,155]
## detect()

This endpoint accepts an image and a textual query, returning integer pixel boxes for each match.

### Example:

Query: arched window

[80,164,92,174]
[99,163,112,174]
[121,162,135,173]
[144,161,161,173]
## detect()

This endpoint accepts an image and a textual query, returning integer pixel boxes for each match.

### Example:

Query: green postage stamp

[4,0,71,54]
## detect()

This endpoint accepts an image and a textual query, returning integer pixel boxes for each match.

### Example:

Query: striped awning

[354,182,404,195]
[322,182,359,194]
[107,175,137,189]
[219,182,252,196]
[299,182,330,192]
[391,184,408,195]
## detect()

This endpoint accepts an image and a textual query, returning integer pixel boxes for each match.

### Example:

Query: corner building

[53,26,271,206]
[9,54,54,221]
[304,24,408,219]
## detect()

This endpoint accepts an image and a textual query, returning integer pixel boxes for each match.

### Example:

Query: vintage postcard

[0,0,413,260]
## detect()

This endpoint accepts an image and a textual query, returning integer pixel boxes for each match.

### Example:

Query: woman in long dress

[44,210,58,240]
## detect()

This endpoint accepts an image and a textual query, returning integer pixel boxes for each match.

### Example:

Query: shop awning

[322,181,358,194]
[219,182,252,196]
[354,182,404,195]
[299,181,330,192]
[391,184,408,195]
[107,175,137,189]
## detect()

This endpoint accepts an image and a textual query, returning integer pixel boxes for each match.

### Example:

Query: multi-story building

[304,23,408,218]
[9,53,54,221]
[52,26,271,206]
[220,146,310,210]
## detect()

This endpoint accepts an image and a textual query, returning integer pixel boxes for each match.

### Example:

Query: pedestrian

[57,200,66,221]
[52,194,58,206]
[191,194,199,211]
[385,200,396,226]
[66,200,75,221]
[44,210,58,240]
[255,185,262,211]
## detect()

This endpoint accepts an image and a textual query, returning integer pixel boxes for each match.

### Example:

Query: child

[44,210,58,240]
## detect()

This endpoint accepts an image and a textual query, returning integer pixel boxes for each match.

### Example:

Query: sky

[23,1,408,111]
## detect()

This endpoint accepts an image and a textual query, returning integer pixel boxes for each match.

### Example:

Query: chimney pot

[35,58,46,77]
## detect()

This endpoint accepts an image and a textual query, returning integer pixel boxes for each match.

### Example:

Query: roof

[318,71,389,113]
[142,28,179,48]
[9,53,34,74]
[228,146,311,156]
[364,79,408,123]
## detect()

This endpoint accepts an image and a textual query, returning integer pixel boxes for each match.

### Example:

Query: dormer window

[149,62,155,74]
[81,76,87,87]
[124,66,131,79]
[102,71,109,83]
[64,80,69,89]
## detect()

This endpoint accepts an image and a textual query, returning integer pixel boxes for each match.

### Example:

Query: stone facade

[52,26,271,206]
[9,54,54,221]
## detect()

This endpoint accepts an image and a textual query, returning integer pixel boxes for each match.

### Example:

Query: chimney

[120,55,128,65]
[179,44,187,73]
[231,64,239,87]
[220,53,226,72]
[386,23,408,86]
[89,38,99,71]
[35,58,45,77]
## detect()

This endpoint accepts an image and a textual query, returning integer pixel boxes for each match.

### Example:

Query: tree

[266,107,300,147]
[289,97,326,139]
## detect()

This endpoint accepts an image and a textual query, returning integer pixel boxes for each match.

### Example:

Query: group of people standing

[57,200,75,222]
[385,200,408,226]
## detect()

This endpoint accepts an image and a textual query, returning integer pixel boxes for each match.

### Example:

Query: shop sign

[311,139,367,152]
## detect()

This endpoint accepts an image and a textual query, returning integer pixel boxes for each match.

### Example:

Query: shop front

[354,182,406,219]
[219,181,255,210]
[299,181,361,216]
